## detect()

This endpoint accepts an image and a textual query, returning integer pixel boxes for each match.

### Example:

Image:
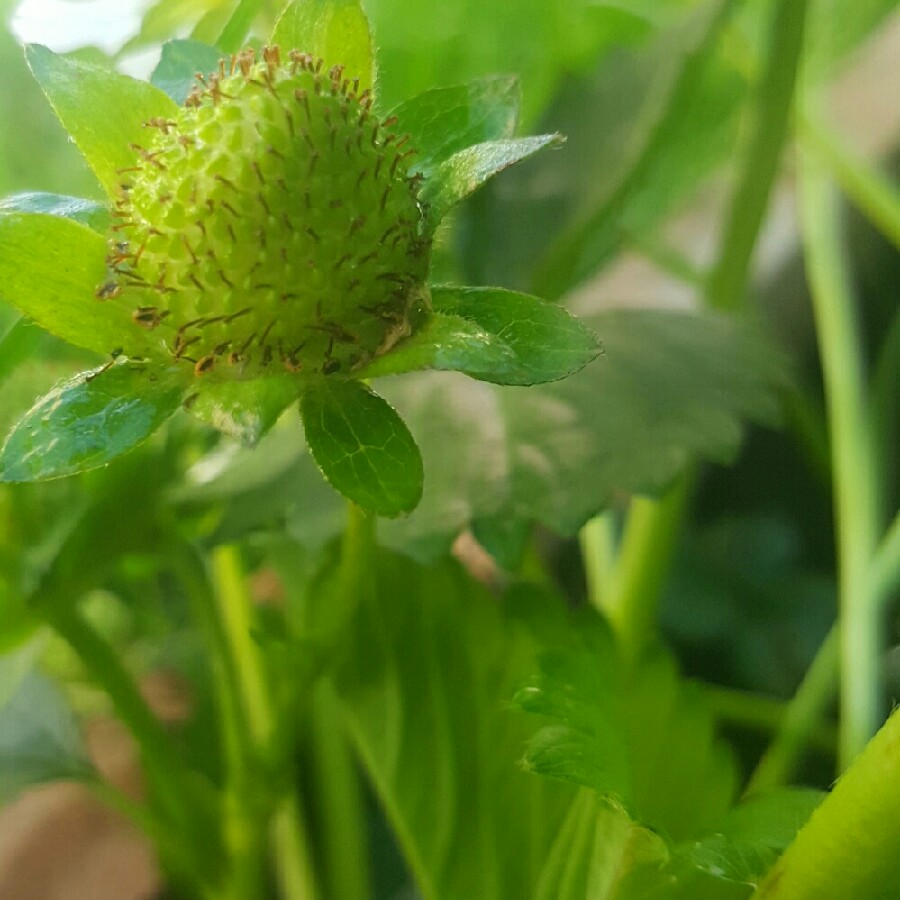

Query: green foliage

[0,0,898,898]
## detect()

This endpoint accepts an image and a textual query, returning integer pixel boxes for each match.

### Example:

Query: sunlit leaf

[271,0,375,94]
[0,212,156,358]
[356,312,517,380]
[185,373,300,446]
[25,44,178,199]
[151,39,224,104]
[0,191,108,232]
[0,364,185,482]
[300,378,423,516]
[431,285,600,384]
[422,134,563,230]
[389,76,520,177]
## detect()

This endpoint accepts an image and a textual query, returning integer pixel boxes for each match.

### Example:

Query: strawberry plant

[0,0,897,898]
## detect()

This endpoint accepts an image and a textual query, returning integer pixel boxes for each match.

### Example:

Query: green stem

[798,115,900,248]
[702,684,837,756]
[799,146,882,767]
[706,0,808,311]
[746,625,840,793]
[272,794,320,900]
[43,602,207,877]
[751,708,900,899]
[870,511,900,614]
[600,479,690,662]
[579,511,618,613]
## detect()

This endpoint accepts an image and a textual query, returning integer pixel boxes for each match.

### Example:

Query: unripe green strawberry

[100,46,430,377]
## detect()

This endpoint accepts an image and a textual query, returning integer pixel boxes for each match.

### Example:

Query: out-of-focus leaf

[422,135,563,230]
[335,558,574,899]
[177,308,784,561]
[25,44,178,199]
[682,790,823,885]
[431,285,600,384]
[151,39,224,105]
[0,192,108,232]
[389,77,520,178]
[0,661,93,802]
[185,374,299,446]
[0,213,156,358]
[300,378,422,516]
[0,364,185,482]
[515,623,737,840]
[271,0,375,93]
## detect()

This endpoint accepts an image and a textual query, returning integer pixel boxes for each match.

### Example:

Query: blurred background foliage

[0,0,897,896]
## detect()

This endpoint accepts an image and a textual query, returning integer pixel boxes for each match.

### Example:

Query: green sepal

[271,0,376,95]
[389,76,520,178]
[299,377,423,516]
[0,212,158,358]
[0,364,186,482]
[25,44,179,199]
[0,192,108,232]
[151,39,223,105]
[356,311,517,380]
[432,285,600,384]
[422,134,563,231]
[185,374,301,446]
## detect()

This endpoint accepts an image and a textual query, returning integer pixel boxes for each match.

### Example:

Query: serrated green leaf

[151,39,224,105]
[25,44,179,199]
[388,76,520,178]
[422,134,563,230]
[185,374,300,446]
[516,626,737,840]
[0,364,185,482]
[271,0,375,94]
[334,556,574,900]
[356,311,517,380]
[300,378,422,516]
[0,192,108,232]
[431,285,600,384]
[217,0,263,52]
[0,664,94,802]
[0,212,157,358]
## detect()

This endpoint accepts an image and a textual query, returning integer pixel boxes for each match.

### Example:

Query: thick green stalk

[598,479,690,661]
[706,0,808,311]
[746,625,839,793]
[799,148,882,766]
[751,708,900,899]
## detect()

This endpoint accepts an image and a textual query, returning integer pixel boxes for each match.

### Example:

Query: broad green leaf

[0,212,157,358]
[431,285,600,384]
[356,312,518,380]
[682,790,824,885]
[0,364,185,482]
[185,374,300,446]
[0,664,93,802]
[299,378,422,516]
[0,192,108,232]
[422,134,563,230]
[388,77,520,177]
[334,556,574,899]
[151,39,224,105]
[271,0,375,93]
[515,625,737,840]
[118,0,224,55]
[25,44,178,199]
[181,308,784,560]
